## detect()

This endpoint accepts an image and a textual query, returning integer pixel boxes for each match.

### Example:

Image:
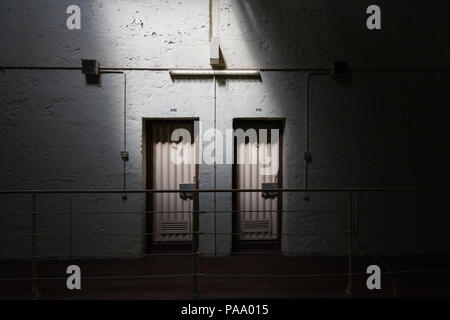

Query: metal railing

[0,187,449,299]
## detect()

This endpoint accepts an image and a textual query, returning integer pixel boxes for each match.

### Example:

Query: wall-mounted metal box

[81,59,99,75]
[262,183,278,199]
[332,61,348,77]
[179,183,196,200]
[304,151,312,162]
[120,151,129,161]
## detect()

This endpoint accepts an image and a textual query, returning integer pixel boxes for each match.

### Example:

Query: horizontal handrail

[0,187,448,299]
[1,270,450,283]
[0,187,448,194]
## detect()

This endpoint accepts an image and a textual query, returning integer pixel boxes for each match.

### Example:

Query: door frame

[231,118,285,252]
[143,118,199,253]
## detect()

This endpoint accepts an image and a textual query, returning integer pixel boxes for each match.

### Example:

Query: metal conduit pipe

[100,71,128,199]
[304,71,330,200]
[1,66,448,72]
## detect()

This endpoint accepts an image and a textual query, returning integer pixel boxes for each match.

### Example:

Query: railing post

[346,191,353,296]
[31,193,40,299]
[355,192,359,257]
[69,195,73,260]
[192,190,199,298]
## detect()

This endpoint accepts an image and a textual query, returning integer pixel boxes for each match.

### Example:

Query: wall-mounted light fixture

[169,69,260,78]
[332,61,349,77]
[81,59,100,84]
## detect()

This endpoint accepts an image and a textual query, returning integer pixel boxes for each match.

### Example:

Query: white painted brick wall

[0,0,448,258]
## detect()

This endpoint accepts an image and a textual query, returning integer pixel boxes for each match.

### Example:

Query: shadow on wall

[226,0,450,254]
[230,0,449,68]
[227,0,450,188]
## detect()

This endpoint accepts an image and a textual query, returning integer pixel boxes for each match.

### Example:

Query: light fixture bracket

[332,61,349,77]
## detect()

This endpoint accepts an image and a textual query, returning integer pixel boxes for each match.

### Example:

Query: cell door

[147,120,198,246]
[233,120,283,246]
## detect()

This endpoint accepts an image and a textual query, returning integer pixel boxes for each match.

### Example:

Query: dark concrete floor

[1,254,449,299]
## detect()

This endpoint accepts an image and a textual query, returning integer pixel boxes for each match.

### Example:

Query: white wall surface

[0,0,449,258]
